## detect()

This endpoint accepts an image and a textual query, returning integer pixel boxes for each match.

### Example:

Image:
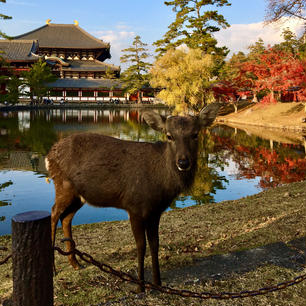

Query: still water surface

[1,108,306,235]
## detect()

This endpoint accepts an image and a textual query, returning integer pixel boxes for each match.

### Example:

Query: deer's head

[143,103,220,172]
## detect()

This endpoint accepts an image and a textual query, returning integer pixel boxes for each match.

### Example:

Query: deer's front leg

[146,213,161,286]
[130,214,146,292]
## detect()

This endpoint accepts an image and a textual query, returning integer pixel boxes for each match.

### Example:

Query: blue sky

[0,0,304,67]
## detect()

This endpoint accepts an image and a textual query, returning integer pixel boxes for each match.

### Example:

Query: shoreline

[3,102,306,135]
[0,103,168,112]
[216,117,306,133]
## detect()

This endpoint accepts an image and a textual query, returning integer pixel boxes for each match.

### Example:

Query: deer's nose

[177,158,191,171]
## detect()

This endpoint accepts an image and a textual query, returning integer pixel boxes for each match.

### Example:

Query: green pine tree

[154,0,231,58]
[120,36,152,103]
[1,75,23,104]
[22,59,57,103]
[274,28,306,58]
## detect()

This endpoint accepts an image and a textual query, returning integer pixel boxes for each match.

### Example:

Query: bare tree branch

[264,0,306,23]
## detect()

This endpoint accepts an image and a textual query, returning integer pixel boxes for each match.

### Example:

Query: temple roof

[47,78,122,89]
[0,39,40,62]
[62,60,120,72]
[14,23,109,50]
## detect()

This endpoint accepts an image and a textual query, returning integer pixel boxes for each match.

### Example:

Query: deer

[45,103,220,291]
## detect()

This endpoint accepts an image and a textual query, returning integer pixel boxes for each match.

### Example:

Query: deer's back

[47,133,177,217]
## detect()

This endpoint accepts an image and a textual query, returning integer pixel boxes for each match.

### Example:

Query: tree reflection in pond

[181,130,229,205]
[0,181,13,222]
[211,125,306,189]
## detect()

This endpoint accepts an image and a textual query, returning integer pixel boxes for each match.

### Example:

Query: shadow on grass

[160,237,306,285]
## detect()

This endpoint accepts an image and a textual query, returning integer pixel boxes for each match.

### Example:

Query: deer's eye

[167,133,173,141]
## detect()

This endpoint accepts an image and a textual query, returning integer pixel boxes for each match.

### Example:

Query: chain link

[0,246,12,265]
[0,254,12,265]
[54,242,306,300]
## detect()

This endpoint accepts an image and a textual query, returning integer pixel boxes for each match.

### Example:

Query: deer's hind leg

[60,196,83,269]
[51,178,83,269]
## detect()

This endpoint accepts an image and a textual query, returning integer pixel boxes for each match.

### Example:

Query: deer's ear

[198,103,221,127]
[143,112,166,132]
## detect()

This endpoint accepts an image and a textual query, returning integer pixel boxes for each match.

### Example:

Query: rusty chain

[0,246,12,265]
[54,239,306,300]
[1,241,306,299]
[0,254,12,265]
[1,240,306,299]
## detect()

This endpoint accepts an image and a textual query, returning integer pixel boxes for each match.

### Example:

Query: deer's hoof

[70,260,83,270]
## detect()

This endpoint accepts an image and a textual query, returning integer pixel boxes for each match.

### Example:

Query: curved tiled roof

[62,60,120,72]
[0,39,40,61]
[14,23,109,49]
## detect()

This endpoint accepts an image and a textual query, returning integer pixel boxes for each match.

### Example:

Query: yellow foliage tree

[150,48,216,114]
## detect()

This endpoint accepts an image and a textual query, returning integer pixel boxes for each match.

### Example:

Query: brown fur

[46,104,220,291]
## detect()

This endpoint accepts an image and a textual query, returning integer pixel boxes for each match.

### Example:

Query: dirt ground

[217,102,306,132]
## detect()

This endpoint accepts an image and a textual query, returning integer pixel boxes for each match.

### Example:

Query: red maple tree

[212,79,252,112]
[240,48,306,104]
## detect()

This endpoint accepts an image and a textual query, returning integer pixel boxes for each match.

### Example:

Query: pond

[1,108,306,235]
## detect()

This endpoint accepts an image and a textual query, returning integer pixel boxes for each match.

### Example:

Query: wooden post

[12,211,53,306]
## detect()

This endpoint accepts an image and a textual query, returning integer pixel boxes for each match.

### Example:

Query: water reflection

[0,181,13,222]
[1,109,306,235]
[211,125,306,189]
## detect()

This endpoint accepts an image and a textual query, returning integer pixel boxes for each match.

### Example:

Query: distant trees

[120,36,152,103]
[150,48,217,113]
[221,29,306,105]
[241,48,305,103]
[274,27,306,58]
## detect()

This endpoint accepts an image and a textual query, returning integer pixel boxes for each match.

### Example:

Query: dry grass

[218,102,306,132]
[1,181,306,305]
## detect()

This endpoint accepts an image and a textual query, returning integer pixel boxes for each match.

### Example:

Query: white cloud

[92,29,135,68]
[115,23,132,31]
[215,17,305,56]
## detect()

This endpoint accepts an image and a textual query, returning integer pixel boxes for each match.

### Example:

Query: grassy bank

[217,102,306,132]
[1,180,306,305]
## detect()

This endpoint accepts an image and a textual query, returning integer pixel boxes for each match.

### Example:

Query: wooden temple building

[0,39,41,94]
[0,20,153,102]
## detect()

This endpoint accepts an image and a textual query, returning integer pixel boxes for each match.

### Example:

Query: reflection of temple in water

[46,109,134,123]
[0,151,47,173]
[0,108,169,172]
[13,108,168,129]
